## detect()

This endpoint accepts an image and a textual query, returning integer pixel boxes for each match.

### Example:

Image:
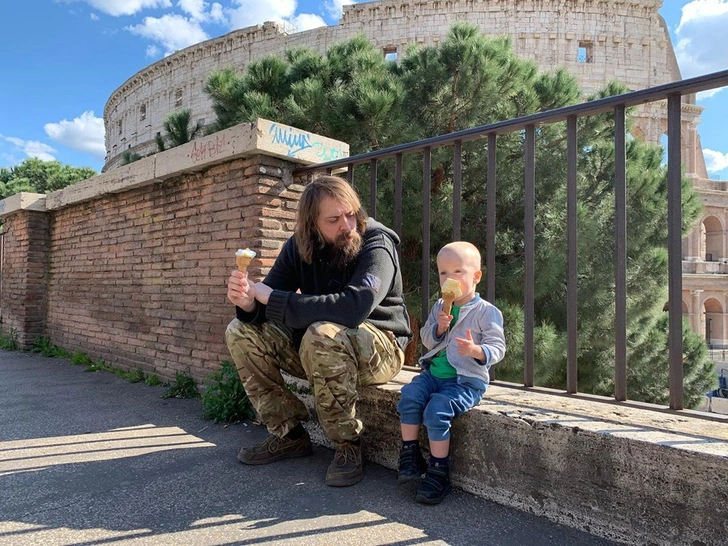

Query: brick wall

[0,211,50,348]
[39,155,301,381]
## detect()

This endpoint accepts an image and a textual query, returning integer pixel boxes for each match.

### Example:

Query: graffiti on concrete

[269,123,348,161]
[188,135,228,163]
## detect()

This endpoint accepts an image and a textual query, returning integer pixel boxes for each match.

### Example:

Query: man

[225,175,412,487]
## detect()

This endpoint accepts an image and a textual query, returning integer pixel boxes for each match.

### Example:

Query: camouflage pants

[225,319,404,444]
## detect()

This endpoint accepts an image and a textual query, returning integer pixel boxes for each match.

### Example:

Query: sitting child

[396,241,506,504]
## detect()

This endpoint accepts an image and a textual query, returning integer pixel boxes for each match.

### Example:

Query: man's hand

[435,310,452,338]
[227,270,256,312]
[454,329,486,360]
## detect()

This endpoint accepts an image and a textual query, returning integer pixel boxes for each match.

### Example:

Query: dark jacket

[236,218,412,350]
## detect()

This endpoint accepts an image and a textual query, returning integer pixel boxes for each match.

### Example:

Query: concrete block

[0,192,46,218]
[710,395,728,414]
[45,158,158,210]
[153,119,349,181]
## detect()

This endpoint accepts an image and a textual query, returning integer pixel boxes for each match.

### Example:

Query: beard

[319,229,363,270]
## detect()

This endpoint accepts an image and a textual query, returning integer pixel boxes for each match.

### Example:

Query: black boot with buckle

[415,460,451,504]
[397,442,426,483]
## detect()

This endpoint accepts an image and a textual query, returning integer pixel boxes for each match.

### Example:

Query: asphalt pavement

[0,349,622,546]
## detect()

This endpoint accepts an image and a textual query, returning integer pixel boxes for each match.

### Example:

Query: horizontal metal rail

[295,69,728,175]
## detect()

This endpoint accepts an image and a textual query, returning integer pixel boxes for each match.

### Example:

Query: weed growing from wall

[0,328,19,351]
[162,373,200,399]
[201,360,254,423]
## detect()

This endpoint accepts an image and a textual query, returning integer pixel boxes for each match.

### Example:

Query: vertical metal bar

[422,147,432,326]
[487,134,496,305]
[369,159,378,219]
[453,140,462,240]
[394,153,403,240]
[524,125,535,387]
[347,163,354,185]
[567,115,578,394]
[487,134,497,382]
[667,94,684,410]
[614,105,627,402]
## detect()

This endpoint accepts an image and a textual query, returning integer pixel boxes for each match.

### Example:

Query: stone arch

[703,297,724,347]
[702,215,723,261]
[630,124,645,141]
[682,299,689,314]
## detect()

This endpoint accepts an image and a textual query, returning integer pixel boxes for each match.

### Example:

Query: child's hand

[435,310,452,338]
[454,329,486,360]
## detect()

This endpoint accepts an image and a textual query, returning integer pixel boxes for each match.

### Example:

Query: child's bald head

[437,241,481,270]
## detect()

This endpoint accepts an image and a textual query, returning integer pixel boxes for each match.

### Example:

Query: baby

[396,241,506,504]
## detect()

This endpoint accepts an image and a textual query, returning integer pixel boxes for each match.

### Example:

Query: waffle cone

[442,293,456,316]
[236,255,252,273]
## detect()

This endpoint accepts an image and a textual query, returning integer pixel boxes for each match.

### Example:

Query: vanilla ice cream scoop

[441,278,462,315]
[235,248,256,273]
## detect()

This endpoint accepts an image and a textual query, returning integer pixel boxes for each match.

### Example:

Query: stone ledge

[15,119,350,212]
[292,370,728,546]
[0,192,46,218]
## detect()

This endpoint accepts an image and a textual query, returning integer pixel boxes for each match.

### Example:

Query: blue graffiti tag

[269,123,313,156]
[312,141,348,162]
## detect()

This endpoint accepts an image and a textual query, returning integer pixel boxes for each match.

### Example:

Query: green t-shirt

[429,305,460,379]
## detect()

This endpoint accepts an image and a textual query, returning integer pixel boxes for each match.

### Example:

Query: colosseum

[104,0,727,348]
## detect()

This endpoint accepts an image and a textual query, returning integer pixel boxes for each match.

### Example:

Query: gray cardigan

[419,294,506,384]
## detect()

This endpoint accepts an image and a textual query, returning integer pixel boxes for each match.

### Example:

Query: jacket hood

[365,218,401,246]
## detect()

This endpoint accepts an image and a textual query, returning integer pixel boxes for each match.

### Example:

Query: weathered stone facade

[103,0,695,169]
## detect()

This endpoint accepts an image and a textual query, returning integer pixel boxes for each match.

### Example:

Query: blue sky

[0,0,726,179]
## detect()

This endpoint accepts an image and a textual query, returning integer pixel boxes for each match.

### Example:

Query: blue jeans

[397,370,487,441]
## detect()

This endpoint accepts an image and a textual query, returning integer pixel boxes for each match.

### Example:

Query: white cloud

[59,0,173,17]
[44,111,106,160]
[704,149,728,174]
[178,0,206,20]
[290,13,327,32]
[325,0,355,21]
[208,2,224,23]
[127,14,209,56]
[226,0,296,29]
[146,44,161,57]
[0,134,58,162]
[178,0,224,23]
[225,0,326,33]
[697,85,727,100]
[90,12,99,20]
[674,0,728,79]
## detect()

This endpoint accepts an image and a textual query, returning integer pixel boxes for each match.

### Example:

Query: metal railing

[295,69,728,414]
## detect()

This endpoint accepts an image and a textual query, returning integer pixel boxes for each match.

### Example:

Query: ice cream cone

[235,248,256,273]
[441,278,462,316]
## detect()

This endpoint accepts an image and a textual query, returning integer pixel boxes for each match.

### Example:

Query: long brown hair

[295,175,367,264]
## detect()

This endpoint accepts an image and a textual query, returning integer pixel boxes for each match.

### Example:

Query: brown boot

[325,441,363,487]
[237,431,312,465]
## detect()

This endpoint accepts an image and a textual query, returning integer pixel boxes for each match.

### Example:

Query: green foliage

[203,22,715,408]
[0,158,96,199]
[163,373,200,399]
[0,328,19,351]
[71,352,93,366]
[159,109,201,149]
[119,368,146,383]
[31,336,71,358]
[121,150,143,165]
[201,360,255,423]
[85,358,113,373]
[145,373,162,386]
